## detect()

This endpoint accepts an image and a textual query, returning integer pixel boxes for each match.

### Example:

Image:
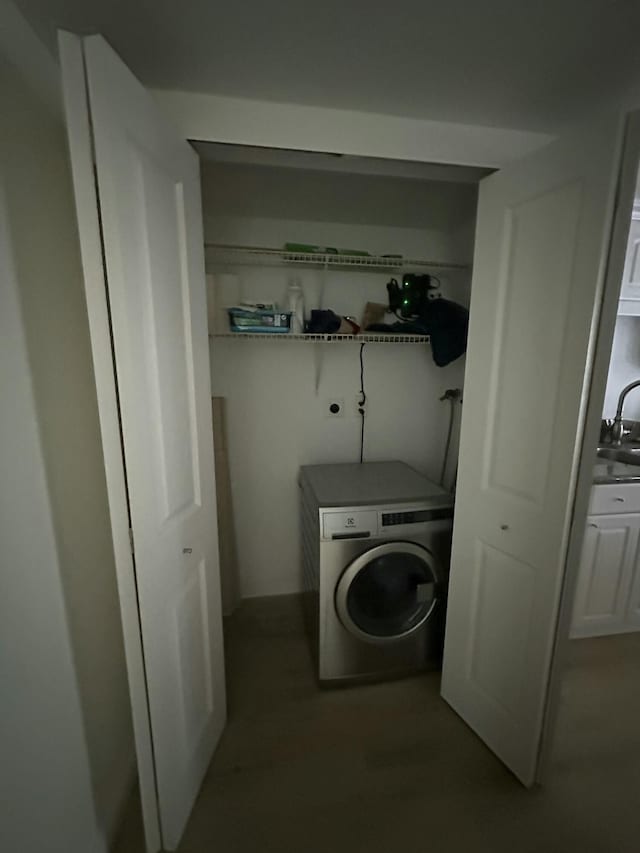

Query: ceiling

[16,0,640,133]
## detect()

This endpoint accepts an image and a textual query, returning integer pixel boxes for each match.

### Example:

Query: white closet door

[441,115,620,785]
[60,33,226,851]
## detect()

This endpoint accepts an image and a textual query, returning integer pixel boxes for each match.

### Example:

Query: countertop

[593,438,640,484]
[593,458,640,484]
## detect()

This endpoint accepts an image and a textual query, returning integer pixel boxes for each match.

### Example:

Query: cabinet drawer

[617,297,640,316]
[589,484,640,515]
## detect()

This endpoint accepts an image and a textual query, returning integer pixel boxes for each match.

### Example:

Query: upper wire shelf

[204,243,469,272]
[211,332,430,344]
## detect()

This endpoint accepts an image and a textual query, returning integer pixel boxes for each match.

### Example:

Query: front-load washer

[299,461,454,684]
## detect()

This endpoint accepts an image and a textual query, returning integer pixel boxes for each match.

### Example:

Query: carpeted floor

[113,595,640,853]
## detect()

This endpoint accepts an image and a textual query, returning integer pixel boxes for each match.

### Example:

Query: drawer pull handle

[613,497,626,503]
[588,523,598,528]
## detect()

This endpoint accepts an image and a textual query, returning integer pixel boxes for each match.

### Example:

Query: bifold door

[441,113,620,785]
[59,33,226,852]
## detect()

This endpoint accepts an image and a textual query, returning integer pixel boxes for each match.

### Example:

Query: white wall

[603,197,640,421]
[1,183,113,853]
[0,13,134,849]
[156,89,553,168]
[603,316,640,419]
[203,163,474,598]
[0,183,105,853]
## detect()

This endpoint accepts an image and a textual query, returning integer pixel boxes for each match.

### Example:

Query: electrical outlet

[325,398,345,418]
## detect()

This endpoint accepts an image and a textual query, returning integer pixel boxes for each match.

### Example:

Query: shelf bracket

[314,342,325,395]
[313,260,329,393]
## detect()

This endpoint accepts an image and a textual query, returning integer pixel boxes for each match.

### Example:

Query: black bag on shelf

[306,309,342,334]
[367,298,469,367]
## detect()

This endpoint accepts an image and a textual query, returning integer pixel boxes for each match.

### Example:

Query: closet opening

[161,139,491,848]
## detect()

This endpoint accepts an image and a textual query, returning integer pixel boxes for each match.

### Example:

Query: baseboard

[570,624,640,639]
[241,586,304,601]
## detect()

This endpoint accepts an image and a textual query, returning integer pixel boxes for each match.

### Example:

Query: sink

[597,446,640,466]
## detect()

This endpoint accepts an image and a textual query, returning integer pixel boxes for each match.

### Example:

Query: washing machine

[299,461,454,684]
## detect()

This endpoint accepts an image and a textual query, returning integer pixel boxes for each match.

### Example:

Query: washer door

[335,541,440,644]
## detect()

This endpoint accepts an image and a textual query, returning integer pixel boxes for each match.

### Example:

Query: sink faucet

[611,379,640,445]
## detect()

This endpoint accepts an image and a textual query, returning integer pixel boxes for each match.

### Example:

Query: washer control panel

[381,507,453,526]
[322,504,453,539]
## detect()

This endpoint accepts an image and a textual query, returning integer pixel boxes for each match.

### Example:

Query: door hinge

[128,527,135,556]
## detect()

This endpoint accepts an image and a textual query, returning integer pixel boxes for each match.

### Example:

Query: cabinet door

[624,531,640,628]
[618,217,640,315]
[571,514,639,637]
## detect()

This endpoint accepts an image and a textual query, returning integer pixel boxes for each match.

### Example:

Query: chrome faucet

[611,379,640,445]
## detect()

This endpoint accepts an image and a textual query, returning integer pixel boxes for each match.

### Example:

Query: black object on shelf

[367,298,468,368]
[306,309,342,334]
[387,274,439,319]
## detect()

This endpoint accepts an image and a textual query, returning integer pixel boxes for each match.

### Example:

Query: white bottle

[287,280,305,334]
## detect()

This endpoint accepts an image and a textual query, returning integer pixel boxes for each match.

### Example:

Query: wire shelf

[204,243,469,272]
[211,332,430,344]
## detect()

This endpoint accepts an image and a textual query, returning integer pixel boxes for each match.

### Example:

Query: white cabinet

[618,216,640,316]
[571,509,640,637]
[588,481,640,514]
[625,548,640,629]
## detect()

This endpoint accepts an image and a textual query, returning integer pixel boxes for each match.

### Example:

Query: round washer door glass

[336,542,439,642]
